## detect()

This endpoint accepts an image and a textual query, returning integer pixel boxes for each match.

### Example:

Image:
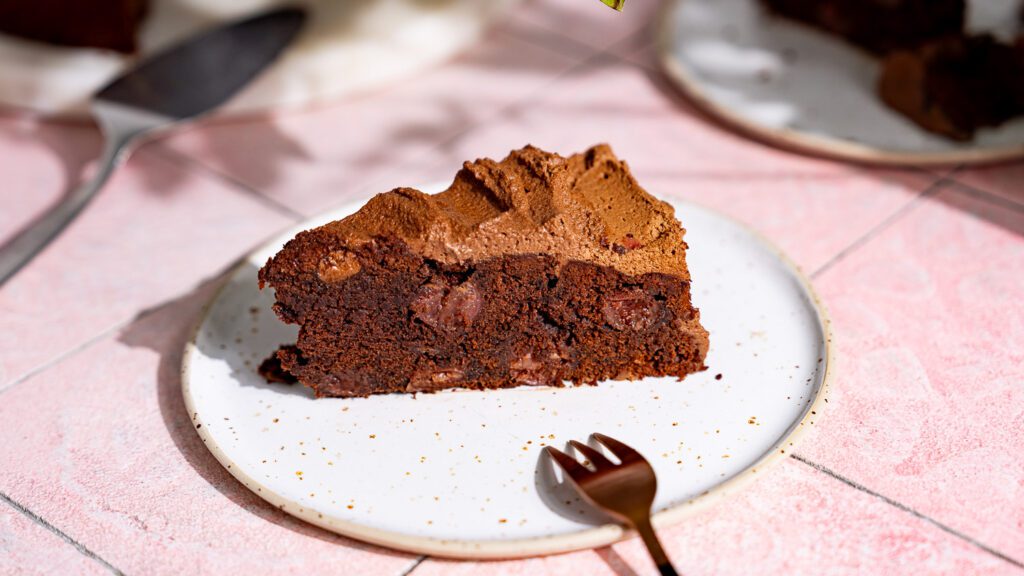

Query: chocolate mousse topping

[313,144,689,279]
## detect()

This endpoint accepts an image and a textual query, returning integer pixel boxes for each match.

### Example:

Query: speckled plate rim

[180,192,834,560]
[655,0,1024,168]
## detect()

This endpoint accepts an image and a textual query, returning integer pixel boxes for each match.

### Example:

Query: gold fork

[546,433,680,576]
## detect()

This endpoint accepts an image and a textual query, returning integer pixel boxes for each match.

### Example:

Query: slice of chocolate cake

[759,0,965,55]
[259,145,709,398]
[878,34,1024,141]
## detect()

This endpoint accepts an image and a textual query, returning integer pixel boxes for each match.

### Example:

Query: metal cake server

[0,7,306,287]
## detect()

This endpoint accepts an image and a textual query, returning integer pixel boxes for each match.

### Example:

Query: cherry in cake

[259,145,709,397]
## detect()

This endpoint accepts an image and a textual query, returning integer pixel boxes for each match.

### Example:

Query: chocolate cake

[259,145,709,398]
[0,0,148,53]
[879,34,1024,141]
[759,0,964,55]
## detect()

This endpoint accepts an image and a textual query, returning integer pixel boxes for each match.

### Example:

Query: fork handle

[0,134,131,288]
[633,517,679,576]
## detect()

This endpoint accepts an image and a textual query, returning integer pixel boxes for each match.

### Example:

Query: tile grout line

[944,178,1024,215]
[0,142,306,394]
[0,137,312,393]
[398,555,428,576]
[0,490,125,575]
[150,144,307,221]
[790,454,1024,570]
[810,177,946,279]
[497,19,598,60]
[502,2,656,68]
[0,317,135,396]
[0,253,252,398]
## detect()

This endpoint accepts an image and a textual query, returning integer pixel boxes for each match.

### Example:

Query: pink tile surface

[0,505,106,576]
[2,6,1022,573]
[0,282,415,576]
[643,170,929,275]
[0,115,100,246]
[0,145,295,389]
[798,186,1024,556]
[161,29,587,216]
[415,459,1016,576]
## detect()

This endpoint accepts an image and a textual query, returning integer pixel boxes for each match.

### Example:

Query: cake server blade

[0,7,306,287]
[96,7,306,121]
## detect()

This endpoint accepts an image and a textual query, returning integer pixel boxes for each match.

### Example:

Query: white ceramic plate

[0,0,515,117]
[658,0,1024,166]
[182,188,831,558]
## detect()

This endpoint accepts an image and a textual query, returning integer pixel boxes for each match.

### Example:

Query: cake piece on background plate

[879,34,1024,141]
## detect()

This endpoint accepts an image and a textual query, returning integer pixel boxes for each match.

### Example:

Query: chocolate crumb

[258,352,298,384]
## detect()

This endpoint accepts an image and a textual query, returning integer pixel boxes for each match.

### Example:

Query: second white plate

[658,0,1024,165]
[182,190,831,558]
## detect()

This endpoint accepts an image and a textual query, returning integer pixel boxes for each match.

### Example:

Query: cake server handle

[0,8,308,289]
[0,105,150,288]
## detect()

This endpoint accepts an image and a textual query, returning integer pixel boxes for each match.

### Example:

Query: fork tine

[569,440,615,469]
[592,433,642,464]
[544,446,588,479]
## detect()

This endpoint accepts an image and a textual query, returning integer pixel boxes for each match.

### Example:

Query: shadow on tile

[933,182,1024,238]
[155,118,310,193]
[0,118,208,246]
[593,546,642,576]
[4,115,196,198]
[116,269,409,557]
[153,28,587,207]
